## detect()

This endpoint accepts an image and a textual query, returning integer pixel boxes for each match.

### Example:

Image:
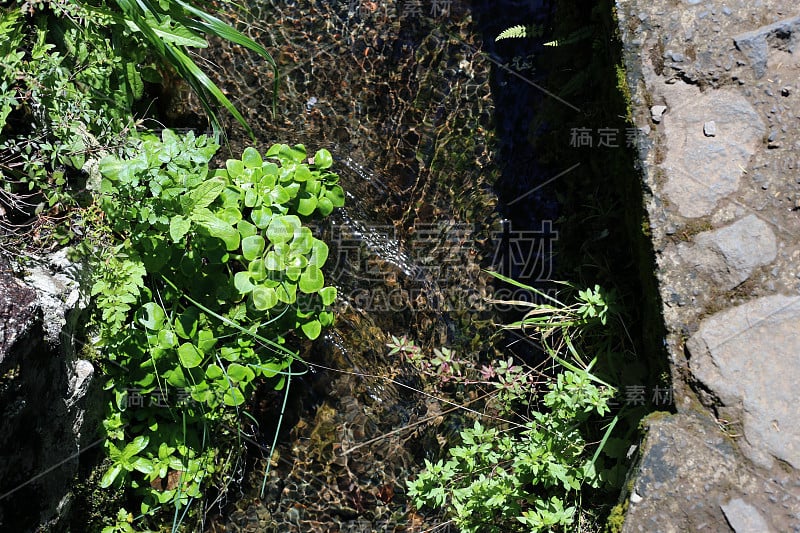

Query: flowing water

[190,0,559,530]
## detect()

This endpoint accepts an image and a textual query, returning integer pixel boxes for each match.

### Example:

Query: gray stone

[24,265,82,345]
[721,498,773,532]
[687,295,800,469]
[660,83,765,218]
[703,120,716,137]
[623,411,740,532]
[734,16,800,79]
[677,215,777,290]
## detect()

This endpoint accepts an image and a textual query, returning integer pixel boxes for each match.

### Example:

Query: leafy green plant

[1,2,147,223]
[495,24,546,41]
[82,0,278,138]
[405,274,636,532]
[495,24,592,47]
[91,130,342,527]
[408,370,614,533]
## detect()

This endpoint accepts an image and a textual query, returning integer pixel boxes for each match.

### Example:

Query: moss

[676,218,713,241]
[605,499,629,533]
[637,409,673,432]
[615,63,634,122]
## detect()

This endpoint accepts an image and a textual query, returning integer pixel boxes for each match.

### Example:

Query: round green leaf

[256,361,286,378]
[299,265,324,293]
[276,282,297,304]
[234,271,255,294]
[306,179,321,195]
[244,188,260,208]
[178,342,203,368]
[265,251,284,271]
[319,286,337,306]
[294,165,312,182]
[251,286,278,310]
[138,302,165,330]
[251,208,272,229]
[158,329,177,348]
[237,219,257,239]
[314,148,333,169]
[290,227,313,254]
[206,364,224,379]
[311,239,329,267]
[248,258,267,281]
[317,195,334,216]
[269,186,290,205]
[242,147,263,169]
[175,307,200,339]
[319,310,335,327]
[325,185,345,207]
[164,367,187,387]
[222,387,246,406]
[197,329,217,353]
[296,193,317,216]
[226,159,244,178]
[242,235,266,261]
[300,319,322,340]
[267,217,292,243]
[227,363,255,383]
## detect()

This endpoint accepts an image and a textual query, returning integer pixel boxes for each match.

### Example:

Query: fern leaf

[544,26,593,47]
[496,25,527,41]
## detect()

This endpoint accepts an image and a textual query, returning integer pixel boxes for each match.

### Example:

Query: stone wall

[615,1,800,530]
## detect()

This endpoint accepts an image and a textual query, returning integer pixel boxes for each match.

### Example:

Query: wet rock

[721,498,773,532]
[677,214,777,290]
[687,295,800,469]
[659,83,765,218]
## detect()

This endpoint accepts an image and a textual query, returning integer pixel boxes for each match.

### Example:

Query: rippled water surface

[196,1,519,530]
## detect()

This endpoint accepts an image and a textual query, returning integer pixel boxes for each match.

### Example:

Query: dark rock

[0,253,98,532]
[623,411,742,532]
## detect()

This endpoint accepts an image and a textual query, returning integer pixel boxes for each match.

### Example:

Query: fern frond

[496,25,526,41]
[495,24,545,41]
[544,26,593,47]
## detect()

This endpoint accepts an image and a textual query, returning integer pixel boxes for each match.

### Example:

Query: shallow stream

[195,0,564,530]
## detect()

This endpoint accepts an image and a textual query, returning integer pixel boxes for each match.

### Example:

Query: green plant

[91,130,342,527]
[408,369,614,533]
[82,0,278,138]
[406,274,636,532]
[495,24,592,47]
[1,2,146,223]
[1,0,277,245]
[495,24,546,41]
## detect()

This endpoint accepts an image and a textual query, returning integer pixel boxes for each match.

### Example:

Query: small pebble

[651,105,667,123]
[703,121,716,137]
[781,86,791,96]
